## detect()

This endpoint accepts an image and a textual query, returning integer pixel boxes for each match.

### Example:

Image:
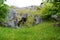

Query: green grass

[0,22,60,40]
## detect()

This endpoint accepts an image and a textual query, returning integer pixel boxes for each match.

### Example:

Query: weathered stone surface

[33,15,43,25]
[1,22,8,27]
[17,13,28,27]
[5,8,19,28]
[51,15,60,21]
[1,8,44,28]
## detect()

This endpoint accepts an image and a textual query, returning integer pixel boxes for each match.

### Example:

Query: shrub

[0,1,9,22]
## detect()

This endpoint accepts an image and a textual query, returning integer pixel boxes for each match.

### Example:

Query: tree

[41,0,60,20]
[0,0,9,22]
[42,0,60,3]
[0,0,6,4]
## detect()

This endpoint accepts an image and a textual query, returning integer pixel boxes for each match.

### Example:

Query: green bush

[41,3,53,19]
[41,0,60,20]
[0,2,9,22]
[41,2,60,20]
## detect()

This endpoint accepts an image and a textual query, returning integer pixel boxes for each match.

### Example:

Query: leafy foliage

[0,0,6,4]
[43,0,60,3]
[0,0,9,22]
[41,0,60,20]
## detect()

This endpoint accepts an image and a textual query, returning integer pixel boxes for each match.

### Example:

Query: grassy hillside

[0,22,60,40]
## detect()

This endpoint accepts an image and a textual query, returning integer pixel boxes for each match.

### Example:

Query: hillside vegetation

[0,22,60,40]
[0,0,60,40]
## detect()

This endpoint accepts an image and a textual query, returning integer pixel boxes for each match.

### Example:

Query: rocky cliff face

[1,5,43,28]
[1,8,18,28]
